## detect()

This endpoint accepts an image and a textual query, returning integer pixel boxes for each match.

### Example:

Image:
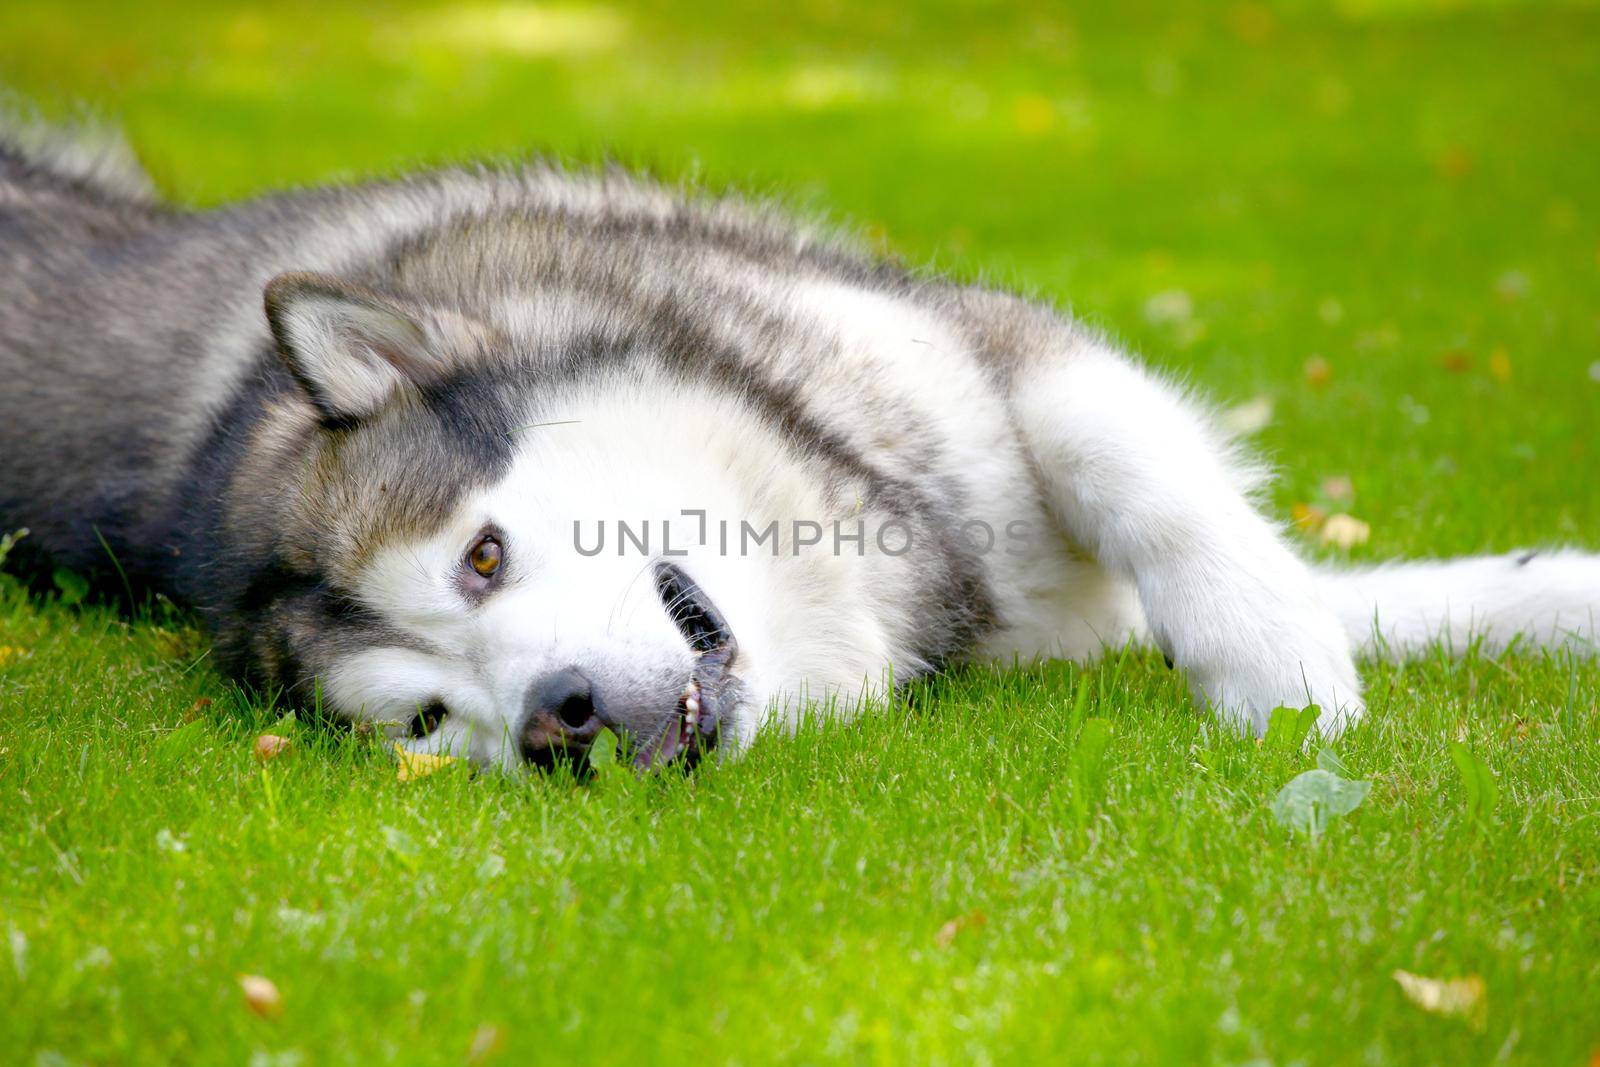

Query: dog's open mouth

[645,562,740,769]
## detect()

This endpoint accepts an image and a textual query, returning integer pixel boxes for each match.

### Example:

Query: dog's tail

[1316,549,1600,658]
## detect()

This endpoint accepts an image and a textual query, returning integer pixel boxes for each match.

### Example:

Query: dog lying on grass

[3,120,1596,770]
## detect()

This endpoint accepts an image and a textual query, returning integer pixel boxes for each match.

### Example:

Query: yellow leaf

[238,973,283,1019]
[1012,93,1055,135]
[1392,970,1486,1030]
[394,742,460,782]
[1320,513,1370,549]
[1488,347,1512,383]
[0,646,27,667]
[1291,502,1327,534]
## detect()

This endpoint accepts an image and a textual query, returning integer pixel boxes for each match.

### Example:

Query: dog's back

[0,123,180,580]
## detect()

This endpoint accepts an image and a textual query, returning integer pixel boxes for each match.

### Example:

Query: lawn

[3,1,1599,1063]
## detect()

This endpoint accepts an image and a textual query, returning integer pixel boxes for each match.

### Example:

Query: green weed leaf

[1316,747,1352,777]
[0,527,27,568]
[52,568,88,606]
[1271,768,1371,836]
[1263,705,1321,751]
[1448,742,1498,824]
[589,727,619,772]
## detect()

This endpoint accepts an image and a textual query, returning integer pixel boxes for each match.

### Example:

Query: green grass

[2,1,1599,1063]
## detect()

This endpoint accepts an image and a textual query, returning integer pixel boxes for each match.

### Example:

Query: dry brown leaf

[1304,356,1332,389]
[934,910,988,947]
[1320,475,1354,502]
[1435,146,1475,180]
[394,742,460,782]
[1392,970,1485,1029]
[1319,513,1370,549]
[468,1024,505,1063]
[184,698,213,724]
[238,973,283,1019]
[1439,349,1473,374]
[253,735,292,762]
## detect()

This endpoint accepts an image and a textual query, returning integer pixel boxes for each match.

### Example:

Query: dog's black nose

[520,667,605,766]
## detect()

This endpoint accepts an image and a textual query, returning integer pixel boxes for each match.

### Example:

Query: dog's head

[220,271,912,770]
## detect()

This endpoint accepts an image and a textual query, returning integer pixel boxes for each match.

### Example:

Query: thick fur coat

[4,121,1596,769]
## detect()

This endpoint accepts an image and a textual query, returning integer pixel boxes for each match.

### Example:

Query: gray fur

[10,120,1590,763]
[0,123,1013,712]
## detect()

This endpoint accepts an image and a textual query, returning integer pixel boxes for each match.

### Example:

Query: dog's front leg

[1011,341,1364,735]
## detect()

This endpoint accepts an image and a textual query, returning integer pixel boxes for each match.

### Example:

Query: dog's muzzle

[516,562,738,771]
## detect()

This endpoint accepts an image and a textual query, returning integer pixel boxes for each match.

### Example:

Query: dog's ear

[264,272,447,424]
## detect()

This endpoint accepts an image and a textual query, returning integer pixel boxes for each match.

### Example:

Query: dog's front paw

[1184,622,1365,738]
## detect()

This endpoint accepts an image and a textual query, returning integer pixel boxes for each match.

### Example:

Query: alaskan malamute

[3,121,1596,769]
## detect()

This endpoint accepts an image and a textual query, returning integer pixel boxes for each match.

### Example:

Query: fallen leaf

[1012,93,1055,135]
[393,742,460,782]
[935,910,988,947]
[1228,2,1275,43]
[1320,475,1354,502]
[468,1023,505,1063]
[1319,513,1370,549]
[1291,502,1327,534]
[0,646,27,667]
[1304,355,1332,389]
[1435,145,1475,180]
[1439,349,1473,374]
[254,735,292,762]
[1392,970,1486,1030]
[1220,395,1274,435]
[238,973,283,1019]
[184,698,213,723]
[1494,270,1529,301]
[1488,347,1512,383]
[1144,289,1193,326]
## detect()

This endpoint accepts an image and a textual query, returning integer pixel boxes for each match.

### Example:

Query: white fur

[343,281,1593,760]
[1320,550,1600,657]
[1008,342,1365,734]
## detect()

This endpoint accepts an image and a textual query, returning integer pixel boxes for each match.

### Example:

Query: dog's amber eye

[468,535,502,577]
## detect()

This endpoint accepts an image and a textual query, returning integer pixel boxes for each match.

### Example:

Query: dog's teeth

[681,679,702,728]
